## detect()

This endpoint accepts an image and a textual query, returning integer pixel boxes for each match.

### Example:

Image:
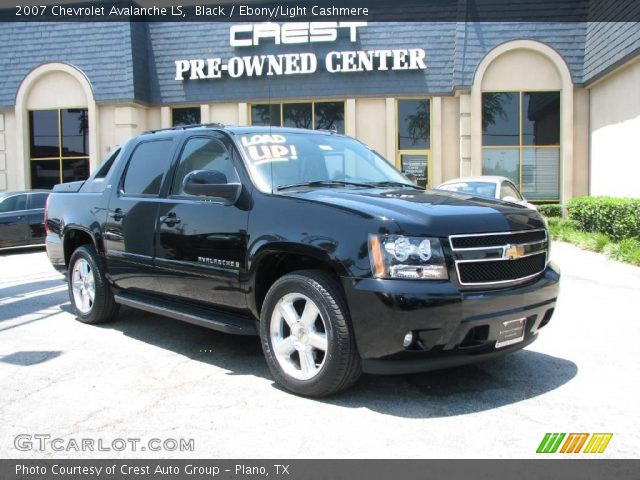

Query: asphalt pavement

[1,242,639,458]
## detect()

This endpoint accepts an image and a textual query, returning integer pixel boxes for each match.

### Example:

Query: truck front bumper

[341,262,560,374]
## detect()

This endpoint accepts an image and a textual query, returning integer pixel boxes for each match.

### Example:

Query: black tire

[68,245,119,324]
[260,270,361,397]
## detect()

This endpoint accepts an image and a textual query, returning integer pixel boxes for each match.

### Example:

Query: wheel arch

[63,226,100,267]
[248,243,348,319]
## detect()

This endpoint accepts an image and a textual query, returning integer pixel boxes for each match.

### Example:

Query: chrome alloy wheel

[270,293,328,380]
[71,258,96,314]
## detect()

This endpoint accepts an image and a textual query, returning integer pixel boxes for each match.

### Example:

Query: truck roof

[142,123,341,137]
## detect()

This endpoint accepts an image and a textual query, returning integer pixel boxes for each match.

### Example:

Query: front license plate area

[495,318,526,349]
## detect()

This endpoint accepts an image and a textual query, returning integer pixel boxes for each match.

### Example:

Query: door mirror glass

[183,170,241,202]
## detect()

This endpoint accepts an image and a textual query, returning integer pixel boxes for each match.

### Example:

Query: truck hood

[281,187,545,236]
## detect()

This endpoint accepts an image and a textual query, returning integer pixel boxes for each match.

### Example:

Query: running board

[114,293,257,336]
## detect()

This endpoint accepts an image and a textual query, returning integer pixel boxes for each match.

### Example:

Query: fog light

[403,331,415,348]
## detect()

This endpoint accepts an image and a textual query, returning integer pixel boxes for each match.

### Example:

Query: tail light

[44,194,51,233]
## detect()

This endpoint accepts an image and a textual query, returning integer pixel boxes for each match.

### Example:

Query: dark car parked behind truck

[0,190,49,250]
[45,124,560,396]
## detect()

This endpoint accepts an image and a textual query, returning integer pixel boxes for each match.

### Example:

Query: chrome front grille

[449,229,549,287]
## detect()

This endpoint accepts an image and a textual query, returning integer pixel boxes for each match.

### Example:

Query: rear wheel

[68,245,119,324]
[260,270,361,397]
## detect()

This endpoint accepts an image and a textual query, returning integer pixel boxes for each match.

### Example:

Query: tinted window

[482,149,520,187]
[172,137,237,196]
[95,148,121,179]
[522,92,560,146]
[30,161,60,190]
[0,194,27,213]
[482,92,519,146]
[283,103,312,129]
[400,154,429,187]
[251,104,281,127]
[29,108,90,188]
[314,102,344,134]
[62,158,90,183]
[172,107,200,126]
[398,100,430,150]
[123,140,173,196]
[29,193,49,209]
[61,109,89,156]
[29,110,59,158]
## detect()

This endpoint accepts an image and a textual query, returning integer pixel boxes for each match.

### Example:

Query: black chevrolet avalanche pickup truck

[46,124,560,396]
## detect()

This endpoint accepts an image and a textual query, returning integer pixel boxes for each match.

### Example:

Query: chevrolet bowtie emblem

[503,244,526,260]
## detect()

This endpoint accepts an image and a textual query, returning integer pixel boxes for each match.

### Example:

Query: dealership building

[0,20,638,202]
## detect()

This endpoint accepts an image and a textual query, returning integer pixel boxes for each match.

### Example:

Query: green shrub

[537,203,562,218]
[567,196,640,241]
[603,238,640,266]
[549,220,609,252]
[548,218,640,265]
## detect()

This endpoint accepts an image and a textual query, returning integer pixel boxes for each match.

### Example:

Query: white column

[345,99,356,137]
[160,106,171,128]
[200,104,211,124]
[238,103,248,126]
[560,88,574,205]
[431,97,443,186]
[458,92,472,177]
[385,97,395,165]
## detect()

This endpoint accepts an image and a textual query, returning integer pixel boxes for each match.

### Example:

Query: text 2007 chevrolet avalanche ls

[45,124,560,396]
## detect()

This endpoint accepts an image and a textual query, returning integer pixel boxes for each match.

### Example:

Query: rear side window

[123,140,173,196]
[95,148,121,179]
[0,194,27,213]
[501,182,522,200]
[29,193,49,209]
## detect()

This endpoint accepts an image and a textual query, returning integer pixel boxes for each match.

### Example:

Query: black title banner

[2,0,640,22]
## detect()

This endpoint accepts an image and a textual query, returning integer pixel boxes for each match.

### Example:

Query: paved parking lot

[1,243,639,458]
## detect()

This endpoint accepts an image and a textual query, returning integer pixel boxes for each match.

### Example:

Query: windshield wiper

[276,180,376,191]
[371,181,424,190]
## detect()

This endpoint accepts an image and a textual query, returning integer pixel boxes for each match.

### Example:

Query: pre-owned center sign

[174,22,427,80]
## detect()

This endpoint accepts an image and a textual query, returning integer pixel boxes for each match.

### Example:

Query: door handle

[109,208,126,221]
[159,212,181,227]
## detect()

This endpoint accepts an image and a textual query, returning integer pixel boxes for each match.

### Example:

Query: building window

[249,101,345,134]
[482,91,560,201]
[29,109,89,189]
[397,99,431,188]
[172,107,201,126]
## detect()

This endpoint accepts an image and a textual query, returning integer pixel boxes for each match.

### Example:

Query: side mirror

[183,170,241,202]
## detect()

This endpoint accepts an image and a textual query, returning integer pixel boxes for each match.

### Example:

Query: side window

[95,148,121,179]
[29,193,49,210]
[171,137,238,196]
[501,182,523,200]
[0,195,27,213]
[122,140,173,196]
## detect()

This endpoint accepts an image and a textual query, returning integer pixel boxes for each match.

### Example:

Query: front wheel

[260,270,361,397]
[68,245,119,324]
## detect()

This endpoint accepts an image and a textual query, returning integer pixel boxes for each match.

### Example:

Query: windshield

[438,181,497,199]
[236,131,414,192]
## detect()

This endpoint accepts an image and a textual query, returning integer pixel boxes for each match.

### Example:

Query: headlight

[369,234,448,280]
